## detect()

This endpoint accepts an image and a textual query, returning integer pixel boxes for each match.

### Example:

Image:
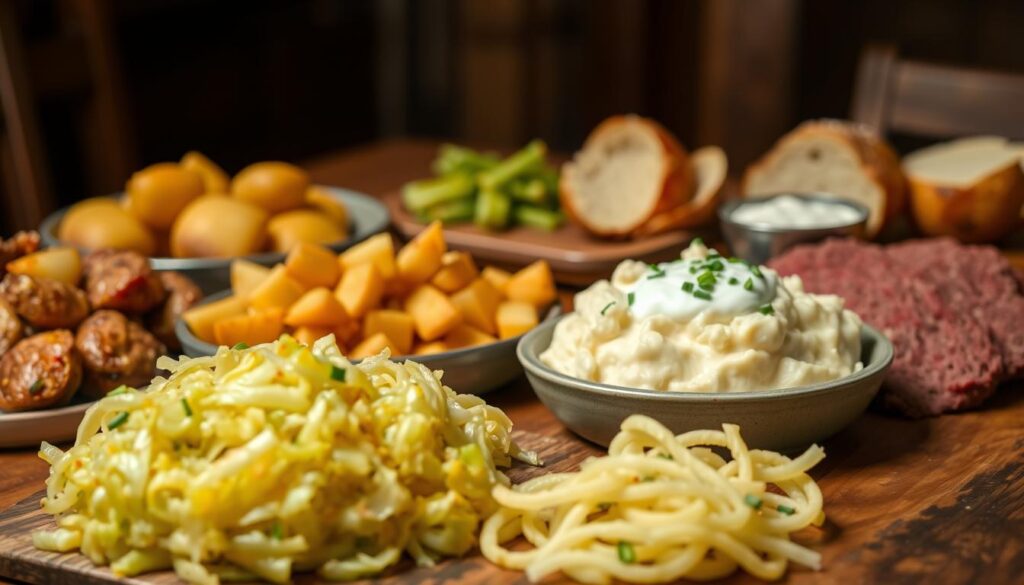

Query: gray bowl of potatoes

[518,314,893,452]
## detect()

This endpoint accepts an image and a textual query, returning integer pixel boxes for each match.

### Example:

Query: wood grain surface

[2,140,1024,585]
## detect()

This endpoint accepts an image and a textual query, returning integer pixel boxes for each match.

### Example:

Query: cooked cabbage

[34,335,535,583]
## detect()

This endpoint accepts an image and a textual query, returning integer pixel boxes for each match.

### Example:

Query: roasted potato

[125,163,205,229]
[180,151,230,194]
[267,210,346,253]
[59,198,156,255]
[231,161,309,214]
[171,195,269,258]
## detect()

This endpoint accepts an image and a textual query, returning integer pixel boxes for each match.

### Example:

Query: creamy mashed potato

[541,242,862,392]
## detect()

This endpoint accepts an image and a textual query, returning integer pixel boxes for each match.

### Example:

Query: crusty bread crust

[742,119,906,237]
[633,146,728,236]
[907,161,1024,243]
[560,115,694,238]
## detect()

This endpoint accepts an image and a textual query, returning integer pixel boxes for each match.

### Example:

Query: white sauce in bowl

[731,195,864,229]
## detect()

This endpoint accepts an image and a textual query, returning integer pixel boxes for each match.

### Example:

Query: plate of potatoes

[175,222,560,394]
[40,152,390,293]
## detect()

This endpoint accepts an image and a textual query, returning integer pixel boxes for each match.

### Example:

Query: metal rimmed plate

[0,401,93,448]
[176,291,561,395]
[40,186,390,294]
[517,314,894,451]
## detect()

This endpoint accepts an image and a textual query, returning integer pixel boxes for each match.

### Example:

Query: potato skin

[170,195,269,258]
[267,209,346,253]
[180,151,230,194]
[125,163,205,230]
[58,198,156,255]
[231,161,310,214]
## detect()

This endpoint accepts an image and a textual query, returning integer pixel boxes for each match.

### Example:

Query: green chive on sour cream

[623,241,777,320]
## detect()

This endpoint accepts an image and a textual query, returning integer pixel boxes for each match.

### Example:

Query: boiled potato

[505,260,556,308]
[413,340,449,355]
[59,197,156,255]
[349,332,400,360]
[171,195,268,258]
[334,262,383,318]
[306,186,348,226]
[267,210,346,253]
[214,307,284,347]
[183,295,247,342]
[284,287,350,327]
[496,301,538,339]
[230,259,271,299]
[125,163,205,229]
[231,161,309,214]
[6,247,81,285]
[431,251,478,293]
[481,266,512,294]
[339,233,396,280]
[248,265,306,311]
[363,310,415,354]
[396,221,446,283]
[180,151,229,194]
[404,284,461,341]
[285,242,340,289]
[443,323,496,349]
[292,325,335,348]
[450,277,502,335]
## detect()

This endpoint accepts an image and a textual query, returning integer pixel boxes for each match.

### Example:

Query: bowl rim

[39,185,390,269]
[717,192,870,234]
[517,312,894,403]
[175,290,562,364]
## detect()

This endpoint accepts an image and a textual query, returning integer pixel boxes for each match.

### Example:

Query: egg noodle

[481,415,826,583]
[33,335,537,584]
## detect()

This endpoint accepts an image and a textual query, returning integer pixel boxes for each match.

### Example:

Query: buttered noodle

[481,415,825,583]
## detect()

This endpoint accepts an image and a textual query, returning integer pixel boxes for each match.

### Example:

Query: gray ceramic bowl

[517,314,893,452]
[40,186,390,294]
[176,291,560,395]
[718,193,868,265]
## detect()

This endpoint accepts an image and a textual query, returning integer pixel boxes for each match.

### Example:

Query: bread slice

[632,146,728,235]
[560,115,693,237]
[903,136,1024,243]
[742,119,905,238]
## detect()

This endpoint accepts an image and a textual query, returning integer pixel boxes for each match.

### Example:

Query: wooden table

[2,139,1023,584]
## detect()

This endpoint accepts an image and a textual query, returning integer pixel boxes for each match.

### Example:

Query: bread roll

[742,119,905,238]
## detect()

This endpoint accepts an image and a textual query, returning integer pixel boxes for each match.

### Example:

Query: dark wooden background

[3,0,1024,233]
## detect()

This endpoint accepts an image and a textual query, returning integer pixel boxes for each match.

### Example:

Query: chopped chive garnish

[600,301,615,316]
[647,263,665,275]
[617,541,637,564]
[28,379,45,395]
[627,292,635,306]
[707,260,724,272]
[759,304,775,315]
[728,277,739,285]
[743,278,754,291]
[106,385,129,396]
[777,504,796,516]
[232,342,249,350]
[646,273,666,280]
[107,412,130,430]
[693,290,712,301]
[699,281,715,291]
[330,365,347,382]
[728,256,743,263]
[270,520,283,540]
[597,502,612,511]
[690,237,704,248]
[656,453,673,460]
[744,494,763,510]
[689,266,698,274]
[181,398,193,417]
[697,271,716,285]
[681,282,694,293]
[751,265,764,279]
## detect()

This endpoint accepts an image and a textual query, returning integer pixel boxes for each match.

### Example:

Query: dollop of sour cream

[619,243,777,321]
[731,195,863,229]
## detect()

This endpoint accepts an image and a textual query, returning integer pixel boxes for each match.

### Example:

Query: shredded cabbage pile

[34,335,536,584]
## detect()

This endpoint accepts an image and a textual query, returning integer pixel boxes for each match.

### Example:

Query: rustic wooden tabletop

[1,139,1022,585]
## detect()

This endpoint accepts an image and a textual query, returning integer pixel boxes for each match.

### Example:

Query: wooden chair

[851,44,1024,140]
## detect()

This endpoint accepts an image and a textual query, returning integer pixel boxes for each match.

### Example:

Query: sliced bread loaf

[742,119,905,238]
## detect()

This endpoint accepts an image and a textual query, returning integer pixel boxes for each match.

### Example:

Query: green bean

[432,144,499,176]
[423,198,476,223]
[474,189,512,229]
[401,173,474,212]
[477,140,547,190]
[508,178,548,205]
[513,205,564,231]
